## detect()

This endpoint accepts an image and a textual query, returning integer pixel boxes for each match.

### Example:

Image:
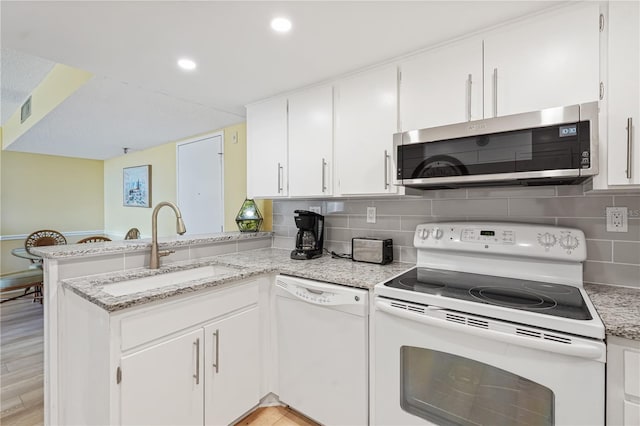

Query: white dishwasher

[275,275,369,425]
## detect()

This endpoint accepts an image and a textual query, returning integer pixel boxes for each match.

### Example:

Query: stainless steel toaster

[352,238,393,265]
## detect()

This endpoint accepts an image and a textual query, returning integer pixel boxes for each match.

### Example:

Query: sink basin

[102,265,240,297]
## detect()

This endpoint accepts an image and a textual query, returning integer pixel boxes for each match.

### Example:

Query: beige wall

[104,123,271,238]
[222,123,272,231]
[0,150,104,273]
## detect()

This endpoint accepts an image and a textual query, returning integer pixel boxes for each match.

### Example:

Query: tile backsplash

[272,185,640,289]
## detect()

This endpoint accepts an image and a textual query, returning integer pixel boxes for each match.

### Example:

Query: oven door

[373,297,605,426]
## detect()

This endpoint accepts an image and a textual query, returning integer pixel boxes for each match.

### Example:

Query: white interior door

[177,134,224,235]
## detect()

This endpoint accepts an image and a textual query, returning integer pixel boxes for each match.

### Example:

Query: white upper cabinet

[288,85,333,197]
[483,2,600,117]
[335,65,399,196]
[400,37,483,131]
[246,97,288,198]
[606,0,640,186]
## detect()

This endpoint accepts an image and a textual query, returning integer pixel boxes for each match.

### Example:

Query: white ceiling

[1,1,562,160]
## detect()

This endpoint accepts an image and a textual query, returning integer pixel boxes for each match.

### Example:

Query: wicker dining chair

[124,227,141,240]
[77,236,112,243]
[24,229,67,303]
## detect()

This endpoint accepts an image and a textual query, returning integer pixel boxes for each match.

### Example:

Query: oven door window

[401,346,554,425]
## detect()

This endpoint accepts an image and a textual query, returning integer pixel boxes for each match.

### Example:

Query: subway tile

[348,215,401,230]
[433,199,508,217]
[326,228,355,242]
[189,241,237,259]
[325,241,350,256]
[509,196,613,218]
[272,214,287,226]
[335,200,374,215]
[420,188,467,200]
[373,199,431,216]
[467,186,556,199]
[398,246,417,264]
[613,241,640,265]
[615,196,640,213]
[466,216,556,225]
[400,216,438,231]
[237,238,272,251]
[272,201,317,216]
[557,218,640,241]
[272,225,289,238]
[585,240,612,262]
[583,261,640,288]
[58,254,124,279]
[556,185,585,197]
[159,247,190,265]
[273,236,295,250]
[324,215,348,228]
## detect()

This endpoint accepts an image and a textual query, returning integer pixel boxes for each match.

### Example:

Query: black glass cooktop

[385,267,592,320]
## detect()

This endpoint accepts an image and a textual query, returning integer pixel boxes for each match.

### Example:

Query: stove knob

[537,232,557,250]
[559,234,580,251]
[432,227,444,240]
[419,228,430,240]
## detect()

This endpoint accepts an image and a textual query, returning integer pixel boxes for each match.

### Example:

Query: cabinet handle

[277,163,283,193]
[384,150,390,190]
[493,68,498,117]
[212,329,220,373]
[627,117,633,179]
[321,158,327,193]
[193,338,200,384]
[599,82,605,100]
[466,74,472,122]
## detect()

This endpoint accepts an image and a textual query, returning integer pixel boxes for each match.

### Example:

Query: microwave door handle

[466,74,472,122]
[493,68,498,117]
[375,300,603,360]
[627,117,633,179]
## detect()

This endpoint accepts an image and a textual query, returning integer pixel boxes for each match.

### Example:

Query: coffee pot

[290,210,324,260]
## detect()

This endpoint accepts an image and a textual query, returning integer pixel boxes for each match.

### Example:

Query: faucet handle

[158,249,175,258]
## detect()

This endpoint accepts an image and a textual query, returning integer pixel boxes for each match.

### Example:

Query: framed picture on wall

[123,165,152,207]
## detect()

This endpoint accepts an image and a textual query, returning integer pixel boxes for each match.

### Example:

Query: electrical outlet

[309,206,321,214]
[366,207,376,224]
[606,207,628,232]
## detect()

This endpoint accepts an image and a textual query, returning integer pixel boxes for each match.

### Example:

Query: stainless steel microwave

[393,102,598,189]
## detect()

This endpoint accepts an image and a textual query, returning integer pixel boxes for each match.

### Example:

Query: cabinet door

[335,65,398,195]
[204,307,260,426]
[483,2,600,117]
[247,97,288,197]
[120,329,203,426]
[607,1,640,186]
[288,85,333,196]
[400,37,483,131]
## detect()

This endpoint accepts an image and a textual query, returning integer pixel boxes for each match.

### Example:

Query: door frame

[176,131,225,234]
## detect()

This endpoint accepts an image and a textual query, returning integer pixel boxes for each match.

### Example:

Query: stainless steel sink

[102,265,240,297]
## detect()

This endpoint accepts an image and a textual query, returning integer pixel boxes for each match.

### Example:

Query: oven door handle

[376,301,604,360]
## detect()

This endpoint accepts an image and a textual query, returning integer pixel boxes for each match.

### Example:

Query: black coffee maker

[291,210,324,260]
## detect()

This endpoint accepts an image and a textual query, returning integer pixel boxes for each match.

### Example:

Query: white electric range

[373,222,605,426]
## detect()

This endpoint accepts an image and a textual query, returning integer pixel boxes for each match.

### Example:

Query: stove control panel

[414,222,586,261]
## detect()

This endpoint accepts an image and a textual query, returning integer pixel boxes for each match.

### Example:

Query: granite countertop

[62,248,413,312]
[30,231,273,259]
[585,283,640,341]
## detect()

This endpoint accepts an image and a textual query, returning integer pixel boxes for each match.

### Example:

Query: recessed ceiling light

[177,58,197,71]
[271,17,292,33]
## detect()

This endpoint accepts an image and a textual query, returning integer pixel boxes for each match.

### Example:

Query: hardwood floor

[0,298,316,426]
[236,406,318,426]
[0,297,44,426]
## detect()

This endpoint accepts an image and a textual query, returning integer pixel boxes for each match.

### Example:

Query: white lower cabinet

[204,308,261,426]
[58,277,264,426]
[121,329,204,425]
[607,336,640,426]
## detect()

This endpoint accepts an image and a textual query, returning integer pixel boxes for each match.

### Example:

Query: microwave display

[397,122,590,180]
